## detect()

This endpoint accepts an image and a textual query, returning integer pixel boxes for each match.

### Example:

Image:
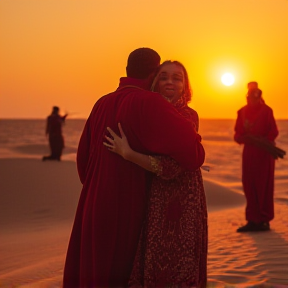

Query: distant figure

[234,86,279,232]
[43,106,68,161]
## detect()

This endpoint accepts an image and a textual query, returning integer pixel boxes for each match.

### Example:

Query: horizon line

[1,117,288,121]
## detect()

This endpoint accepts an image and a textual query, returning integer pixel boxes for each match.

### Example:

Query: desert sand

[0,158,287,287]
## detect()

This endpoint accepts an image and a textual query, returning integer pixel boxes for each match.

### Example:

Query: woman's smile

[157,63,185,102]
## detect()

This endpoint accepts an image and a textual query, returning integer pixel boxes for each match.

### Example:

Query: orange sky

[0,0,287,119]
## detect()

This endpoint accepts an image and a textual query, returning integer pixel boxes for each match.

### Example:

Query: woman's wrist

[122,148,134,161]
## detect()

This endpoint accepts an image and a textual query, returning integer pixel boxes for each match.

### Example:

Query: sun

[221,73,235,86]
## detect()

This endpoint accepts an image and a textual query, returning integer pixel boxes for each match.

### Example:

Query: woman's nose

[166,77,173,83]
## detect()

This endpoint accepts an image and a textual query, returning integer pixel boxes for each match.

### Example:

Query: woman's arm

[103,123,154,173]
[103,123,184,179]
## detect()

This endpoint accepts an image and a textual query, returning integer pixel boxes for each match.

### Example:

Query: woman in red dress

[104,61,207,287]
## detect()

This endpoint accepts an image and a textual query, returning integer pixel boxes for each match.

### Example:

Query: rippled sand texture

[0,158,288,287]
[207,205,288,287]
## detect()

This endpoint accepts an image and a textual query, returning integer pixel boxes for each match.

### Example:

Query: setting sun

[221,73,235,86]
[0,0,287,120]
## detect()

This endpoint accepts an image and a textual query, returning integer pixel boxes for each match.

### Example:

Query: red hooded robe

[234,101,278,224]
[63,77,205,288]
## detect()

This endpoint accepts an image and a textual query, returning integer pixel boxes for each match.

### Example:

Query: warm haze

[0,0,287,119]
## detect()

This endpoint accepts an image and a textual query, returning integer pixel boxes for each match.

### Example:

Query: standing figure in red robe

[63,49,205,287]
[105,61,207,287]
[234,85,279,232]
[43,106,68,161]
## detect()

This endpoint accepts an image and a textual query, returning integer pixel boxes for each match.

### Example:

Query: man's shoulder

[47,114,56,120]
[91,91,115,107]
[237,106,247,114]
[91,89,164,113]
[137,90,163,100]
[186,106,198,116]
[100,88,160,98]
[104,89,164,103]
[262,103,273,112]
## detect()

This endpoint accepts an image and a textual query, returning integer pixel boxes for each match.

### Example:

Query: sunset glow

[0,1,287,119]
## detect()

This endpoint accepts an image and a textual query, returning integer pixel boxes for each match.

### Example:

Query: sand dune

[0,158,287,287]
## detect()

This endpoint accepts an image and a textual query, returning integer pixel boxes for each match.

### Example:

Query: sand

[0,158,287,287]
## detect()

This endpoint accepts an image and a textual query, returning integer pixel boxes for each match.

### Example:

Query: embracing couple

[63,48,207,288]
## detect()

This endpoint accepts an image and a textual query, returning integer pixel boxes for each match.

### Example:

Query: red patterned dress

[129,98,208,288]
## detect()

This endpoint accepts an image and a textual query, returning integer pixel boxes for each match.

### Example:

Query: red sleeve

[150,107,200,179]
[77,116,91,184]
[45,116,50,135]
[135,93,205,171]
[234,109,246,144]
[266,109,279,142]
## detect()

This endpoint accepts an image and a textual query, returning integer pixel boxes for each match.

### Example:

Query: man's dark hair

[126,48,161,79]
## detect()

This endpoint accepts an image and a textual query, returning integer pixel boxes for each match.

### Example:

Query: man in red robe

[234,86,279,232]
[63,48,205,287]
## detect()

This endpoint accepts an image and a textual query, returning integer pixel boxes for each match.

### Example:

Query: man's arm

[77,117,91,184]
[45,117,50,136]
[267,108,279,142]
[234,110,246,144]
[104,123,183,178]
[135,94,205,171]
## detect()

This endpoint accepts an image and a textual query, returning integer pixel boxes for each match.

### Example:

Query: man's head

[247,81,258,90]
[52,106,59,114]
[126,48,161,79]
[246,88,262,106]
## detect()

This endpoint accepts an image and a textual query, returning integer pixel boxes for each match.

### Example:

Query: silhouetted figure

[43,106,68,161]
[234,86,279,232]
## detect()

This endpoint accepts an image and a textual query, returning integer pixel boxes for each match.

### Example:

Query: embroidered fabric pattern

[149,156,163,176]
[129,102,207,288]
[129,169,207,287]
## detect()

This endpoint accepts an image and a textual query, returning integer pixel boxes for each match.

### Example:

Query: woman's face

[156,63,185,102]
